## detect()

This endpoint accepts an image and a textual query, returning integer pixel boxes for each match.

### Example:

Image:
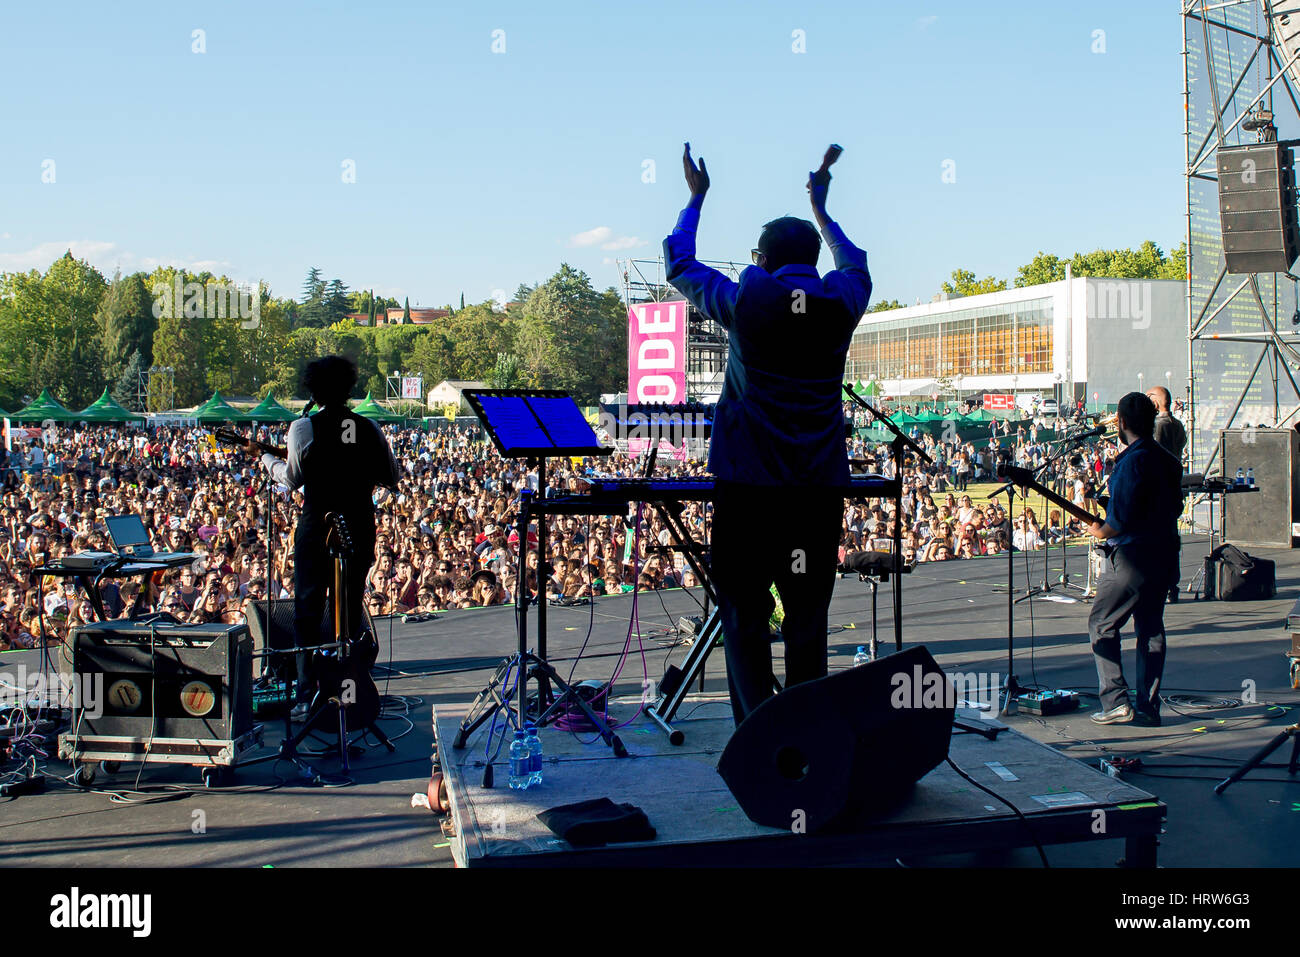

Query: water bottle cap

[515,729,526,738]
[857,645,866,653]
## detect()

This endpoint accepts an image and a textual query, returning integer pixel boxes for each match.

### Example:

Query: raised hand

[682,142,710,198]
[807,143,841,219]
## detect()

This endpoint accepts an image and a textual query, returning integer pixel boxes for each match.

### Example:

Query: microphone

[300,400,316,418]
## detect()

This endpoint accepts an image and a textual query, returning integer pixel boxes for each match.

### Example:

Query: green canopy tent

[351,392,405,422]
[961,408,998,422]
[77,388,144,423]
[191,391,249,423]
[245,394,297,423]
[9,388,78,423]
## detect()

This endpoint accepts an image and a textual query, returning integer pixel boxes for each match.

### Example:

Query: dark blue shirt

[663,207,871,486]
[1104,436,1182,550]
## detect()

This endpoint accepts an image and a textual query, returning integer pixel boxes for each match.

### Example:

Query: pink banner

[627,437,688,461]
[628,300,687,404]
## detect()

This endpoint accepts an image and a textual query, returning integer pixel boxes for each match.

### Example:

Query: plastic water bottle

[525,723,543,786]
[508,730,531,790]
[853,645,871,667]
[1235,467,1245,486]
[1247,467,1255,488]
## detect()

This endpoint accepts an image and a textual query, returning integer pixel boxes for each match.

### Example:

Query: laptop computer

[104,514,157,557]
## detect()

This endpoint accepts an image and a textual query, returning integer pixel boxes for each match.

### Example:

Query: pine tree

[113,349,144,409]
[401,297,411,324]
[324,278,351,325]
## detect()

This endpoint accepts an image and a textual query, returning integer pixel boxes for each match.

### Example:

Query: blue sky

[0,0,1184,308]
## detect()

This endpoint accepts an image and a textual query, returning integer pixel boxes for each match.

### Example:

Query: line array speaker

[1217,142,1300,274]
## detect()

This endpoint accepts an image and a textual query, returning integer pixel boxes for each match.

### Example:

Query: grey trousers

[1088,545,1174,714]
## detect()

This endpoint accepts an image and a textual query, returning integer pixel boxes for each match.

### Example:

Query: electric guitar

[211,427,286,460]
[998,464,1111,552]
[303,513,381,732]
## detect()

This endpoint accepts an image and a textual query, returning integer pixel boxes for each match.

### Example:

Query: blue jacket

[663,207,871,486]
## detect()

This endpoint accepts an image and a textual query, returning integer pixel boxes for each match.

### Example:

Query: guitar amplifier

[63,620,253,741]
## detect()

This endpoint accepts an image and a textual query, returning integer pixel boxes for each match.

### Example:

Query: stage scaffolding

[1184,0,1300,474]
[618,256,746,399]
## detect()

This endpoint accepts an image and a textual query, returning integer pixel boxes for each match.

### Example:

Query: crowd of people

[0,405,1124,651]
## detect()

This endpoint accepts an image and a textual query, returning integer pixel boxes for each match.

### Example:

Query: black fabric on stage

[537,798,656,847]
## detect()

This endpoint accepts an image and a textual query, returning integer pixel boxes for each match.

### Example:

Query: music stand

[451,391,626,759]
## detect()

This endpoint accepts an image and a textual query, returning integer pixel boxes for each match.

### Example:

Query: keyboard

[540,474,900,514]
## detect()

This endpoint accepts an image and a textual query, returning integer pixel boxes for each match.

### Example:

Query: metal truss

[1185,0,1300,474]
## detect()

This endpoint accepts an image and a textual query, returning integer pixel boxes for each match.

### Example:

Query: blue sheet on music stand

[466,390,606,458]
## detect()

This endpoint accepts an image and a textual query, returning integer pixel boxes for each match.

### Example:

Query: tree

[113,349,145,409]
[868,299,905,313]
[941,269,1007,298]
[96,271,156,384]
[1014,241,1188,287]
[400,297,411,324]
[513,283,535,304]
[324,278,351,325]
[488,351,521,389]
[514,265,624,401]
[296,267,328,328]
[0,250,109,408]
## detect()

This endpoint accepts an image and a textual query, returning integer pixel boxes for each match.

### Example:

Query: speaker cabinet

[717,645,953,833]
[67,620,253,740]
[1219,428,1300,548]
[1218,142,1300,274]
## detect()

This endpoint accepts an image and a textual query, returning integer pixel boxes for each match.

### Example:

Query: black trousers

[710,481,843,725]
[1087,544,1175,714]
[293,527,373,698]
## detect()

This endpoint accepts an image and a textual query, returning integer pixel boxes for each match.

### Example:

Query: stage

[2,535,1298,868]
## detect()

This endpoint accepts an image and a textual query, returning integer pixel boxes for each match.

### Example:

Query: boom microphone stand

[843,385,932,652]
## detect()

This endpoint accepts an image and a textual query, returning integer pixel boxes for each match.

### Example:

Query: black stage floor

[2,535,1298,868]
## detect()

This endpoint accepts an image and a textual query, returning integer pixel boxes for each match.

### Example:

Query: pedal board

[1015,689,1080,716]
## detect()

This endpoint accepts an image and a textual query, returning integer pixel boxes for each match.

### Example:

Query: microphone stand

[843,385,932,653]
[986,469,1028,715]
[1015,427,1096,602]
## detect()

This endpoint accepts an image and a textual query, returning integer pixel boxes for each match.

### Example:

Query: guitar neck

[1001,466,1097,526]
[213,429,286,459]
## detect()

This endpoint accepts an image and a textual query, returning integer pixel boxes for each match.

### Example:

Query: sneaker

[1090,703,1134,724]
[290,701,311,721]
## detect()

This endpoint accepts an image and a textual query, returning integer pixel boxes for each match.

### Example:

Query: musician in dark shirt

[1146,386,1186,467]
[1086,392,1183,725]
[247,356,399,708]
[664,144,871,722]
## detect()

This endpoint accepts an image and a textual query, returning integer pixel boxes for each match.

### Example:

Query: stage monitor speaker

[1219,428,1300,548]
[245,598,371,679]
[246,598,298,657]
[717,645,953,834]
[1217,142,1300,274]
[66,620,253,740]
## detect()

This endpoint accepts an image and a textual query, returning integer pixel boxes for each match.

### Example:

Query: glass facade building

[847,297,1054,385]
